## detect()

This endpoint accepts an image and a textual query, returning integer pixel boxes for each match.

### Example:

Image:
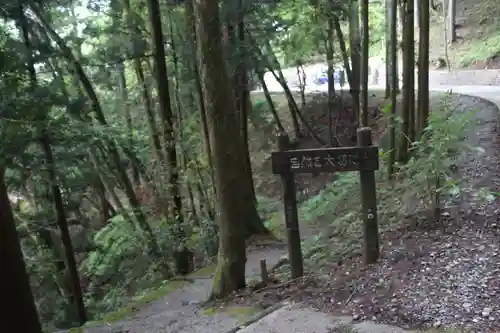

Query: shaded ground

[225,92,500,333]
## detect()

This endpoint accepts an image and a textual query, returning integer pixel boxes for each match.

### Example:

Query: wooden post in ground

[357,127,380,264]
[277,133,304,278]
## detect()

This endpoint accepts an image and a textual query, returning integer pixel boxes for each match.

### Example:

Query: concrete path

[237,303,414,333]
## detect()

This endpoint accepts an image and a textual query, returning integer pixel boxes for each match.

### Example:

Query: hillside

[428,0,500,68]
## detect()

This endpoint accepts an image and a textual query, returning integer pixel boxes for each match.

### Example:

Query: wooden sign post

[272,128,380,277]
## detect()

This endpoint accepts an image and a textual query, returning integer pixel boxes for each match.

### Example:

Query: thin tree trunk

[388,0,398,178]
[146,0,193,274]
[349,0,361,124]
[256,70,285,133]
[230,9,270,238]
[398,0,411,163]
[333,17,353,88]
[260,38,301,138]
[296,62,306,108]
[385,0,391,98]
[418,0,430,136]
[360,0,369,127]
[407,0,416,143]
[326,2,337,146]
[447,0,456,43]
[185,0,215,182]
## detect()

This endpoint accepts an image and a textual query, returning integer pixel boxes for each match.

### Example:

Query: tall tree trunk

[398,0,412,163]
[261,39,301,139]
[407,0,416,143]
[326,1,337,146]
[360,0,369,127]
[194,0,247,298]
[333,17,353,88]
[0,166,44,333]
[388,0,398,178]
[256,71,285,133]
[185,0,214,178]
[146,0,193,275]
[417,0,430,136]
[385,0,391,98]
[19,8,87,324]
[349,0,361,124]
[447,0,456,43]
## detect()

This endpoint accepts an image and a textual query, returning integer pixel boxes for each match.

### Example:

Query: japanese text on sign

[271,146,379,174]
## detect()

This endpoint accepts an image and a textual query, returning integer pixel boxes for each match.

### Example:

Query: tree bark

[326,0,337,146]
[194,0,247,298]
[398,0,413,163]
[388,0,398,178]
[0,166,44,333]
[447,0,456,43]
[349,0,361,124]
[360,0,369,127]
[418,0,430,136]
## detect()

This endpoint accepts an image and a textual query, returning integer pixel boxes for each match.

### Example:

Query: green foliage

[457,34,500,67]
[400,94,476,204]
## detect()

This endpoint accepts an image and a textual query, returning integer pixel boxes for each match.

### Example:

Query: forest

[1,0,499,332]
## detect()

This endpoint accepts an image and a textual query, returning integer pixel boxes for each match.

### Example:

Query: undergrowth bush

[297,93,494,268]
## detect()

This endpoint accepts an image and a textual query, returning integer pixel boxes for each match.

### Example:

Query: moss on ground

[264,212,285,239]
[87,280,187,325]
[189,263,217,278]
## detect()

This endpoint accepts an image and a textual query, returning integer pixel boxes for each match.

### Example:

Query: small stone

[463,302,472,309]
[353,314,360,321]
[433,320,442,328]
[482,307,492,317]
[472,317,480,323]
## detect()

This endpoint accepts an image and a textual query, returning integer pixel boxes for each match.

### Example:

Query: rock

[434,58,447,69]
[482,307,492,317]
[463,302,472,310]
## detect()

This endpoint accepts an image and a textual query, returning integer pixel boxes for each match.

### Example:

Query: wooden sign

[271,146,379,175]
[273,129,380,279]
